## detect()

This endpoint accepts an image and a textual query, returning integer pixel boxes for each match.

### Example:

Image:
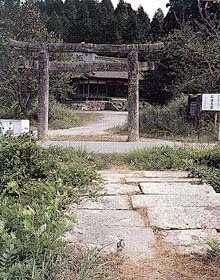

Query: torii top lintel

[9,39,164,54]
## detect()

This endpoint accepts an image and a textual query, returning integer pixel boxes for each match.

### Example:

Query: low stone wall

[71,100,128,111]
[71,101,106,111]
[69,100,150,111]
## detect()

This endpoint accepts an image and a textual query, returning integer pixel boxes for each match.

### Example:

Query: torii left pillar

[38,50,49,140]
[127,51,140,142]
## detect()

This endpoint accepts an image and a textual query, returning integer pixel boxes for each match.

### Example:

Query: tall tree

[123,4,139,43]
[47,10,64,37]
[99,0,114,43]
[73,0,92,42]
[137,6,151,43]
[63,0,79,42]
[110,0,128,43]
[150,8,165,42]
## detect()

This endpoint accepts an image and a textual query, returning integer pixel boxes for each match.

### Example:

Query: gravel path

[48,111,127,136]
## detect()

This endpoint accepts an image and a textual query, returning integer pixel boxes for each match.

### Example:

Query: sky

[111,0,169,19]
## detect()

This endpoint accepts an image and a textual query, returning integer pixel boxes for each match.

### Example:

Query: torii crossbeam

[9,39,164,141]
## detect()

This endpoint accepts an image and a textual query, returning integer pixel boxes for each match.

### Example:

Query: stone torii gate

[9,39,164,142]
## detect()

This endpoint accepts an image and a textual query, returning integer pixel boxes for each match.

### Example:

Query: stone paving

[65,170,220,261]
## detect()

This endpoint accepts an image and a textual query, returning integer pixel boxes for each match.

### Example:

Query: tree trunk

[38,50,49,140]
[127,51,139,142]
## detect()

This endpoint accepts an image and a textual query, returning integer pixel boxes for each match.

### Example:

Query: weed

[0,134,101,279]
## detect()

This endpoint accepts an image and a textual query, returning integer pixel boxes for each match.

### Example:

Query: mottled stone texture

[127,51,139,142]
[9,39,164,54]
[38,51,49,140]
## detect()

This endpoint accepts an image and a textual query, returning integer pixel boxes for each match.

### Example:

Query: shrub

[127,146,201,170]
[0,134,101,279]
[189,145,220,193]
[190,165,220,193]
[195,146,220,168]
[140,96,191,136]
[48,102,80,129]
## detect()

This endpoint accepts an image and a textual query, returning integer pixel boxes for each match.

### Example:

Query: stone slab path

[65,170,220,261]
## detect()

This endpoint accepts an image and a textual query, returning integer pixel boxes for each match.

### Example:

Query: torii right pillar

[127,51,140,142]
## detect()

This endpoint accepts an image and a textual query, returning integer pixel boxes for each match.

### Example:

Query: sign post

[202,94,220,142]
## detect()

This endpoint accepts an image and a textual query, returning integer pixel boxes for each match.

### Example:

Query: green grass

[49,103,103,130]
[31,102,103,130]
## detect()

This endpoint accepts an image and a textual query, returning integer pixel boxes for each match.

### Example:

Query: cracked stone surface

[72,196,131,210]
[132,194,220,208]
[125,177,200,184]
[100,183,140,195]
[139,182,215,195]
[158,229,220,254]
[65,225,155,260]
[147,206,220,229]
[66,170,220,260]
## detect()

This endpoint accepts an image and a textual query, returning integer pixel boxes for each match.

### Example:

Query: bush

[0,134,101,279]
[140,96,191,136]
[48,102,80,129]
[195,146,220,169]
[127,146,201,170]
[189,145,220,193]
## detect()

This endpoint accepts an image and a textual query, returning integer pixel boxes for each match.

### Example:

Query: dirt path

[48,111,127,137]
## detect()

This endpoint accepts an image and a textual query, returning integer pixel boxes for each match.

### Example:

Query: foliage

[0,135,101,279]
[127,146,201,171]
[48,102,81,129]
[140,96,192,136]
[162,25,220,97]
[207,240,220,260]
[150,8,165,42]
[144,1,220,104]
[190,146,220,193]
[164,0,220,33]
[37,0,152,44]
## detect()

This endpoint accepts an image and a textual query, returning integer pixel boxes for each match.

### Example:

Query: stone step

[139,182,215,195]
[131,194,220,208]
[71,196,131,210]
[73,209,146,227]
[158,229,220,255]
[103,177,125,184]
[126,171,190,178]
[65,224,156,260]
[100,183,140,195]
[99,171,189,178]
[125,177,201,184]
[147,206,220,230]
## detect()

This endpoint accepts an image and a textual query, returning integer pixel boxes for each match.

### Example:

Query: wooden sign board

[202,94,220,111]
